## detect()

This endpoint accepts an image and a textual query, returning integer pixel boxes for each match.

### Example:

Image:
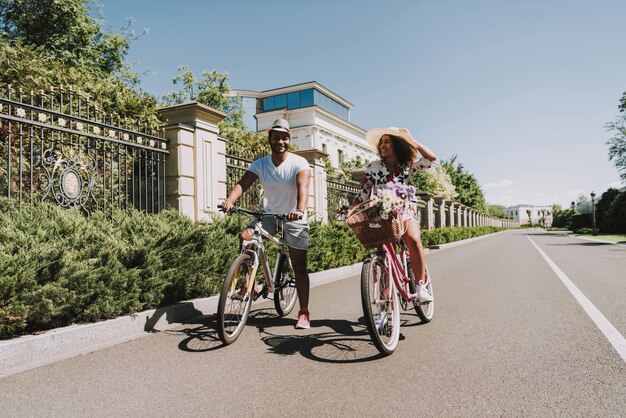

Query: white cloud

[564,189,585,200]
[483,179,514,190]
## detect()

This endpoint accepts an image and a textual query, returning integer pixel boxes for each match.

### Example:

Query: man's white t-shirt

[248,153,310,217]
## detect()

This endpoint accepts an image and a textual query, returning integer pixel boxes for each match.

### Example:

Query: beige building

[229,81,377,169]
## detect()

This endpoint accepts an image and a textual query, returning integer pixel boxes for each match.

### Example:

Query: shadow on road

[546,242,625,247]
[170,307,425,363]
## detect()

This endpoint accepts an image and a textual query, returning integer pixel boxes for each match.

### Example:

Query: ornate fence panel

[327,178,359,221]
[225,153,264,210]
[0,87,169,214]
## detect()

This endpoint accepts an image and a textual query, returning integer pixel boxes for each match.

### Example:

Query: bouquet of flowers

[368,181,416,221]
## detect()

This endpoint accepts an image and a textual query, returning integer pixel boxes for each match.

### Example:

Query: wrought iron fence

[327,178,359,221]
[225,153,264,210]
[0,86,168,214]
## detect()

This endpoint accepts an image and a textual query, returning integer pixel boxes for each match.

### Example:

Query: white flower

[137,137,143,144]
[93,126,101,135]
[76,122,84,131]
[149,139,155,147]
[108,130,116,138]
[0,104,3,112]
[123,133,129,141]
[16,107,26,118]
[58,118,67,127]
[37,113,47,123]
[161,142,167,150]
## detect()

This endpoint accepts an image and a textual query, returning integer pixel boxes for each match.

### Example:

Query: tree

[0,0,136,77]
[605,92,626,180]
[596,188,620,232]
[0,0,160,129]
[576,194,588,205]
[412,164,457,199]
[607,191,626,233]
[161,65,267,158]
[485,204,506,218]
[440,155,485,210]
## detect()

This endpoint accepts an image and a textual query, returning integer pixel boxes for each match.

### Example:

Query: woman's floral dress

[352,158,433,221]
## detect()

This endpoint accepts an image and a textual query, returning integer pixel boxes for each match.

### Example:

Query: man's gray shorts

[249,217,309,250]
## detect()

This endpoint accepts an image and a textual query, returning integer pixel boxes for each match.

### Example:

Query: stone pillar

[416,192,432,229]
[159,101,227,223]
[293,148,328,222]
[426,195,435,229]
[434,197,446,228]
[457,205,463,227]
[447,201,455,227]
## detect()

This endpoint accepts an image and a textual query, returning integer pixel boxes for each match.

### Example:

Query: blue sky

[99,0,625,208]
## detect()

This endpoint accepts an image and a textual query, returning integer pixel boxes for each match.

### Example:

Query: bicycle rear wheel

[361,254,400,355]
[412,264,434,323]
[217,253,255,345]
[274,259,297,316]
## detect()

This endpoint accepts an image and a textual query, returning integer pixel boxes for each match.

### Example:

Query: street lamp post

[590,191,597,236]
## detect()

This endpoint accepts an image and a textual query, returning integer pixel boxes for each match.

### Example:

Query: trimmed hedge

[0,199,505,338]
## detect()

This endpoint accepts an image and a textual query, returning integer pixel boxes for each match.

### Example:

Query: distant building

[505,204,553,227]
[228,81,377,169]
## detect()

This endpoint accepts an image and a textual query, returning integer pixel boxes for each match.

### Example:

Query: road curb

[0,230,509,377]
[0,262,363,378]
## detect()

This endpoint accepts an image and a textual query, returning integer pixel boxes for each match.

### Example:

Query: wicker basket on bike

[346,199,406,249]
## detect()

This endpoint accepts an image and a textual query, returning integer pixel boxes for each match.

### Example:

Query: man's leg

[288,247,309,309]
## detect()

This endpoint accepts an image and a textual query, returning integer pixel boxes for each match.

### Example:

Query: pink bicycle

[360,239,434,355]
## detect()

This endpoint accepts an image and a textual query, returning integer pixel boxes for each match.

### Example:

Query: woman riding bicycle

[353,127,437,303]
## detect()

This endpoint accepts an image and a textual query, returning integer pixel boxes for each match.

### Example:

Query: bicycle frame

[380,241,418,303]
[240,216,293,298]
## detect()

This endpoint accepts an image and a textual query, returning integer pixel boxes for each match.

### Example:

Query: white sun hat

[365,127,420,150]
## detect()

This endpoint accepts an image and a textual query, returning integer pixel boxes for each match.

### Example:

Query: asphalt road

[1,230,625,417]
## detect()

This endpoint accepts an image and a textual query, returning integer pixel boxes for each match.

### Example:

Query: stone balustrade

[157,102,520,228]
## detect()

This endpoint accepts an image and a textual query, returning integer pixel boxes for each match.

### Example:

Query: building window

[263,96,275,112]
[338,149,344,165]
[301,89,314,107]
[274,94,287,109]
[287,92,300,109]
[260,88,348,120]
[322,143,327,154]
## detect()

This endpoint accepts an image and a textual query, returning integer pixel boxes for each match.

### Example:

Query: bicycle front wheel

[361,254,400,355]
[274,261,297,316]
[414,265,434,323]
[217,253,255,345]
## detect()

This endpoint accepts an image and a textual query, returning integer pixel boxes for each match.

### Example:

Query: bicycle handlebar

[217,204,288,220]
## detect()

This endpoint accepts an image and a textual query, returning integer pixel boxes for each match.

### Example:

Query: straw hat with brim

[366,127,419,150]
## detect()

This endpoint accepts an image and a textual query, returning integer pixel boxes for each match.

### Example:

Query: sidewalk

[0,231,505,378]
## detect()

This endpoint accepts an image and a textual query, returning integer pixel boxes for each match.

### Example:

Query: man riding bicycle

[221,118,313,329]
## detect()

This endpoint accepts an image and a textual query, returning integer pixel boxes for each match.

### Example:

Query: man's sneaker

[295,308,310,329]
[416,284,433,304]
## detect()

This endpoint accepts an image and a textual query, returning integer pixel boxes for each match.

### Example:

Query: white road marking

[527,235,626,363]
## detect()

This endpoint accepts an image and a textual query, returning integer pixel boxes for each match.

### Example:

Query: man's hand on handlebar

[219,201,235,213]
[287,209,304,221]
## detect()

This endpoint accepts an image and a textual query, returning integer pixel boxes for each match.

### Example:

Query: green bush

[552,208,577,230]
[0,199,507,338]
[607,191,626,233]
[571,214,593,232]
[0,200,244,338]
[597,188,621,232]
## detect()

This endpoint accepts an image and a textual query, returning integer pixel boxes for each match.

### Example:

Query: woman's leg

[402,219,425,283]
